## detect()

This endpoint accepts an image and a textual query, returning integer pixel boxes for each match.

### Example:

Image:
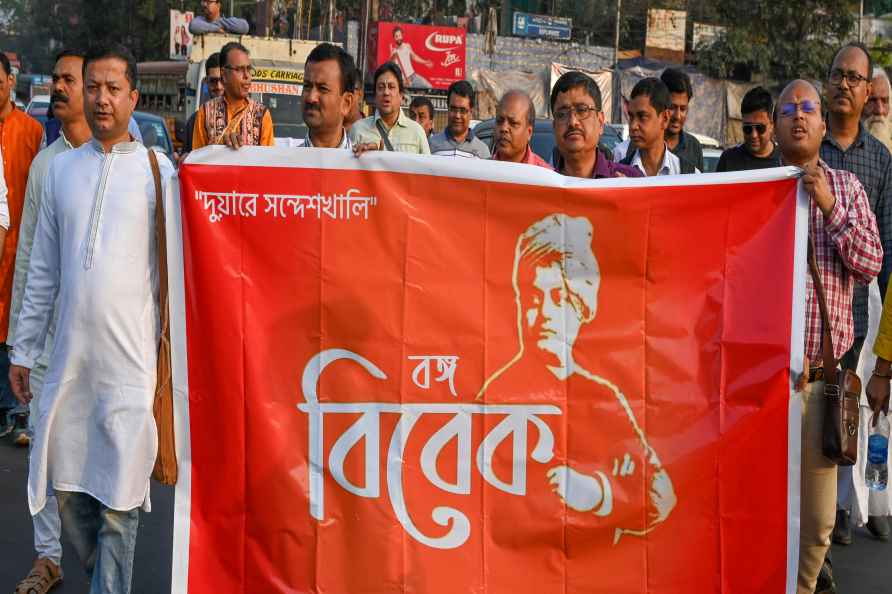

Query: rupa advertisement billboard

[369,22,466,91]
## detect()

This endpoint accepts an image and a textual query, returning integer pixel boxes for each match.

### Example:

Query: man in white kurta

[9,46,173,594]
[8,48,94,594]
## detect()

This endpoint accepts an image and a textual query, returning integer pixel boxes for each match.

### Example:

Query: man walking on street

[776,79,882,594]
[621,78,698,176]
[350,63,429,154]
[191,42,274,150]
[301,43,356,149]
[10,48,93,594]
[550,72,640,179]
[491,90,550,169]
[189,0,249,35]
[429,80,490,158]
[817,44,892,559]
[661,67,704,172]
[9,44,174,594]
[717,86,780,172]
[0,51,44,442]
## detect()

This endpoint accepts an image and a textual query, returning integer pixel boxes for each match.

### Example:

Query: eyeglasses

[448,106,470,115]
[742,123,767,135]
[554,104,598,123]
[829,69,869,87]
[778,100,820,118]
[224,65,255,77]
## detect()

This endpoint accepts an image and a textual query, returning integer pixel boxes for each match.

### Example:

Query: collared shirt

[670,131,704,172]
[627,144,699,176]
[0,105,43,341]
[349,110,430,154]
[429,127,491,159]
[191,96,275,150]
[821,123,892,340]
[555,148,642,179]
[493,145,552,169]
[8,133,76,381]
[805,160,883,364]
[304,128,352,150]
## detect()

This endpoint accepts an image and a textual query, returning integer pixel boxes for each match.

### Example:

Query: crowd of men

[1,29,892,594]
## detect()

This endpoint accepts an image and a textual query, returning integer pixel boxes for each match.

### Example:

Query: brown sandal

[15,558,62,594]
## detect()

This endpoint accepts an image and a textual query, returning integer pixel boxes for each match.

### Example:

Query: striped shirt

[806,160,883,364]
[820,125,892,339]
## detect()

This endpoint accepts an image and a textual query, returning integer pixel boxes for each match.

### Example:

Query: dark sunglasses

[778,99,820,118]
[742,123,767,135]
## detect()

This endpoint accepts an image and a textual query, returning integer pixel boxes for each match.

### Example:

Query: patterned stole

[202,97,268,146]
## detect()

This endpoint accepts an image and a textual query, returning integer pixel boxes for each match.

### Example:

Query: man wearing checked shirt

[820,42,892,556]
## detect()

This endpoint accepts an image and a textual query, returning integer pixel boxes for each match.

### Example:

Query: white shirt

[12,139,174,515]
[303,128,352,150]
[8,133,75,386]
[628,144,700,176]
[391,43,416,79]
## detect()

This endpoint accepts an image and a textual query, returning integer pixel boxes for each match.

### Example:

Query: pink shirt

[494,146,553,170]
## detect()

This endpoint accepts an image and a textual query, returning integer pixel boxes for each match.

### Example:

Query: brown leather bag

[148,149,177,485]
[807,236,859,466]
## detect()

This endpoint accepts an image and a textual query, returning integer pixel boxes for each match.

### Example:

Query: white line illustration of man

[477,213,676,544]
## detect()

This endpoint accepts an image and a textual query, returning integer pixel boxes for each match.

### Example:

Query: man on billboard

[389,26,433,89]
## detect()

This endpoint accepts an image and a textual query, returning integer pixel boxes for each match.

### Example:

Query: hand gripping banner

[168,148,807,594]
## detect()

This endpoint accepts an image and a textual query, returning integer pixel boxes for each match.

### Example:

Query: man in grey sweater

[189,0,250,35]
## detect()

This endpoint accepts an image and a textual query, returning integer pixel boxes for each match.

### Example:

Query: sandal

[15,557,62,594]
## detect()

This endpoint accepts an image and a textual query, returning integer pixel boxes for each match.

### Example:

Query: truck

[137,34,328,149]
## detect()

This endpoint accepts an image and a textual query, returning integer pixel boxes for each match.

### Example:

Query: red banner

[369,21,466,90]
[169,148,805,594]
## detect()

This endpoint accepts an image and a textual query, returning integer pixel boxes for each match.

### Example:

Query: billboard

[645,9,686,64]
[371,22,466,91]
[170,10,195,61]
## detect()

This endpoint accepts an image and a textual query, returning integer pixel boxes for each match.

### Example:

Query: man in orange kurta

[0,53,44,436]
[191,42,274,150]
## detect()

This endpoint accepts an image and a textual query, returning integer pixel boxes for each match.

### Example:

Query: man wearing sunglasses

[189,0,249,35]
[191,42,274,150]
[182,52,223,155]
[776,79,882,594]
[716,86,780,172]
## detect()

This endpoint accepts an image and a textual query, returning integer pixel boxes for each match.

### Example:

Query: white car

[26,94,51,117]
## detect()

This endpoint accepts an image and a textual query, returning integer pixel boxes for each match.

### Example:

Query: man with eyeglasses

[550,71,639,178]
[864,68,892,152]
[191,42,274,150]
[429,80,490,158]
[774,79,882,594]
[189,0,249,35]
[182,52,223,154]
[820,44,892,572]
[716,86,780,172]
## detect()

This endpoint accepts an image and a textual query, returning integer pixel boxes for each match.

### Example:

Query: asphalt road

[1,437,889,593]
